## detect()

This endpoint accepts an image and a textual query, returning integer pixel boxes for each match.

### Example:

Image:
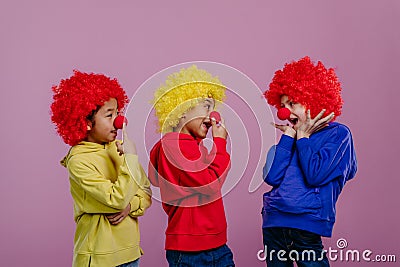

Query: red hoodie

[148,132,231,251]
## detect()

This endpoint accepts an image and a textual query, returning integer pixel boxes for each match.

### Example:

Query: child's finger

[111,216,124,225]
[306,109,312,120]
[210,117,217,126]
[106,213,118,220]
[327,112,335,121]
[314,123,329,132]
[270,122,281,129]
[317,112,334,125]
[112,214,124,222]
[313,109,326,121]
[116,141,122,150]
[110,214,123,222]
[116,141,123,153]
[219,117,226,128]
[271,122,282,129]
[271,122,288,132]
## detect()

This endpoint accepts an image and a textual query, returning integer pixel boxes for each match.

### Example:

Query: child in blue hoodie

[262,56,357,267]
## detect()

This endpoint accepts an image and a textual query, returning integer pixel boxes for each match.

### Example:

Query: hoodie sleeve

[127,160,152,217]
[68,154,138,212]
[168,137,230,193]
[150,137,230,204]
[129,188,152,217]
[296,125,356,187]
[264,134,295,187]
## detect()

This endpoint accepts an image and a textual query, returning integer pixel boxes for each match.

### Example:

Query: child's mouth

[202,121,211,130]
[289,118,298,125]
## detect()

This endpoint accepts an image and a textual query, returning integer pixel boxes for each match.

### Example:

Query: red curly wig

[51,70,129,146]
[264,56,343,120]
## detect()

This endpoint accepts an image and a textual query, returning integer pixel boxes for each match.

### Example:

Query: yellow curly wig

[152,65,226,133]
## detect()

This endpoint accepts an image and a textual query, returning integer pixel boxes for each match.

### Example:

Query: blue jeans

[262,227,329,267]
[166,244,235,267]
[116,258,139,267]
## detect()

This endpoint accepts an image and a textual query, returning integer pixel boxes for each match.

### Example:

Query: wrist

[296,131,310,139]
[213,137,227,151]
[284,133,295,138]
[283,129,296,138]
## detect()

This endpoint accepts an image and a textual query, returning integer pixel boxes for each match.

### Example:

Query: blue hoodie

[262,122,357,237]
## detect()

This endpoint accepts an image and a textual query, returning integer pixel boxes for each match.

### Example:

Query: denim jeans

[116,258,139,267]
[262,227,329,267]
[166,244,235,267]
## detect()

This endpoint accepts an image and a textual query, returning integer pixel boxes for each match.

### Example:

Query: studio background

[1,1,399,266]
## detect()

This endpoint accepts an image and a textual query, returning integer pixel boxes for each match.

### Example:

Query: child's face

[280,95,307,130]
[86,98,119,144]
[179,98,215,139]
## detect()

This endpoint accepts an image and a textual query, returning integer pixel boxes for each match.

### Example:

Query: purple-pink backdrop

[1,1,399,266]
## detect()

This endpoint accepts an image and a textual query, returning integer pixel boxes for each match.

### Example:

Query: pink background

[1,0,399,266]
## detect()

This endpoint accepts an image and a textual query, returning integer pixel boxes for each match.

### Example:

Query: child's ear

[176,113,187,129]
[86,120,93,131]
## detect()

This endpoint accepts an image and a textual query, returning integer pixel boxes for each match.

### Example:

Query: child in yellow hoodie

[51,70,152,267]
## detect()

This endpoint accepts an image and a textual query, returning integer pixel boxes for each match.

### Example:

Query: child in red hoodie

[148,65,235,266]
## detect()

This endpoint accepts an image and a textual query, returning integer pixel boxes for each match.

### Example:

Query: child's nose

[114,115,128,129]
[277,107,291,120]
[209,111,221,123]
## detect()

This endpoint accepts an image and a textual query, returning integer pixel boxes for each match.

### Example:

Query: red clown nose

[209,111,221,123]
[114,115,128,129]
[277,108,291,120]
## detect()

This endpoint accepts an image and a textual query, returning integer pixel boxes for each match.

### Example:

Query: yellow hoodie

[61,140,152,267]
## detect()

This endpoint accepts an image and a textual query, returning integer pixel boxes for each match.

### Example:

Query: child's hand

[211,117,228,139]
[271,122,296,138]
[296,109,334,139]
[116,124,137,155]
[106,203,131,225]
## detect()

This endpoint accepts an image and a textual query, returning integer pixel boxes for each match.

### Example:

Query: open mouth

[289,118,298,125]
[202,121,212,130]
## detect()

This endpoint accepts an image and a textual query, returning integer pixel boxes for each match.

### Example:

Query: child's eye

[106,114,112,118]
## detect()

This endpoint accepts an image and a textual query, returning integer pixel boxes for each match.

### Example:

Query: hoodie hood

[148,139,162,187]
[61,141,115,168]
[148,132,198,187]
[325,122,357,182]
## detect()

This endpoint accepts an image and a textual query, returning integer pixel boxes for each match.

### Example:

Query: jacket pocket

[263,166,322,214]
